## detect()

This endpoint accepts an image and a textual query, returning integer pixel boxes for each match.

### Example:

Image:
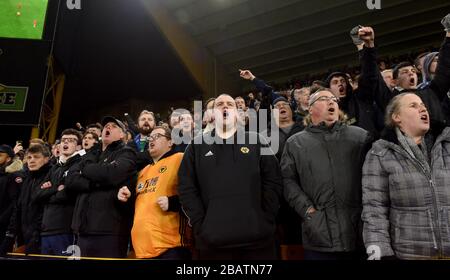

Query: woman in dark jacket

[362,92,450,260]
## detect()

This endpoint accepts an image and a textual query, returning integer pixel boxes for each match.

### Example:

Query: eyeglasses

[274,102,290,109]
[310,96,339,106]
[60,137,78,143]
[148,133,170,142]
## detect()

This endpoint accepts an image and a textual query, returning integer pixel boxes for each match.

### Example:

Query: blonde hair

[29,138,45,145]
[385,92,417,128]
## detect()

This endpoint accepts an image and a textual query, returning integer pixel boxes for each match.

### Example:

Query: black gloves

[442,13,450,32]
[350,25,363,45]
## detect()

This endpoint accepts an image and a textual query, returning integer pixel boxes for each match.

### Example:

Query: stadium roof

[160,0,450,84]
[54,0,450,127]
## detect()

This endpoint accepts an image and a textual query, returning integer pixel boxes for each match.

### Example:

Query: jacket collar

[380,126,400,145]
[103,140,124,152]
[381,121,446,147]
[65,153,83,166]
[282,122,305,137]
[393,87,417,94]
[1,159,23,174]
[29,162,51,178]
[154,149,180,163]
[205,128,244,143]
[306,121,342,133]
[375,124,450,160]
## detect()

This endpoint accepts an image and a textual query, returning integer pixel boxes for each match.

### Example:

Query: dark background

[1,0,203,146]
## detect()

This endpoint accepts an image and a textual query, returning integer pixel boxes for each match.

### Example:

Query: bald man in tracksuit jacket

[178,128,282,260]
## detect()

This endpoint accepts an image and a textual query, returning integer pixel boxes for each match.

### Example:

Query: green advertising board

[0,83,29,112]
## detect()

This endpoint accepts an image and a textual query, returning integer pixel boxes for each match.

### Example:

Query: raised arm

[239,69,280,105]
[428,14,450,101]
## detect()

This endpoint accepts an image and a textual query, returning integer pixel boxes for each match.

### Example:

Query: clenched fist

[442,13,450,32]
[239,69,256,81]
[117,186,131,202]
[157,196,169,211]
[41,181,52,189]
[358,26,375,48]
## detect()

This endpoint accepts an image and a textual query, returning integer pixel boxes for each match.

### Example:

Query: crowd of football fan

[1,15,450,260]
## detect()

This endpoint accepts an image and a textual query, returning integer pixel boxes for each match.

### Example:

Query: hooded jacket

[420,52,439,85]
[0,159,24,235]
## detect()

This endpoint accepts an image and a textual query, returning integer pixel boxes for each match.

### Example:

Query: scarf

[395,127,430,174]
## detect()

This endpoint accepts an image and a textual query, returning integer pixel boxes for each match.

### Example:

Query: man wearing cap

[67,116,137,258]
[269,95,307,256]
[0,145,24,248]
[281,89,372,260]
[271,96,304,160]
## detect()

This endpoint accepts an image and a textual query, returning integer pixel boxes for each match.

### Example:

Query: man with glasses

[268,96,307,258]
[67,116,137,258]
[281,89,372,260]
[271,97,304,160]
[33,129,84,256]
[121,127,191,259]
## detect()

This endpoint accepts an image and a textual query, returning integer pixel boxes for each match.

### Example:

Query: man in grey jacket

[281,89,372,260]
